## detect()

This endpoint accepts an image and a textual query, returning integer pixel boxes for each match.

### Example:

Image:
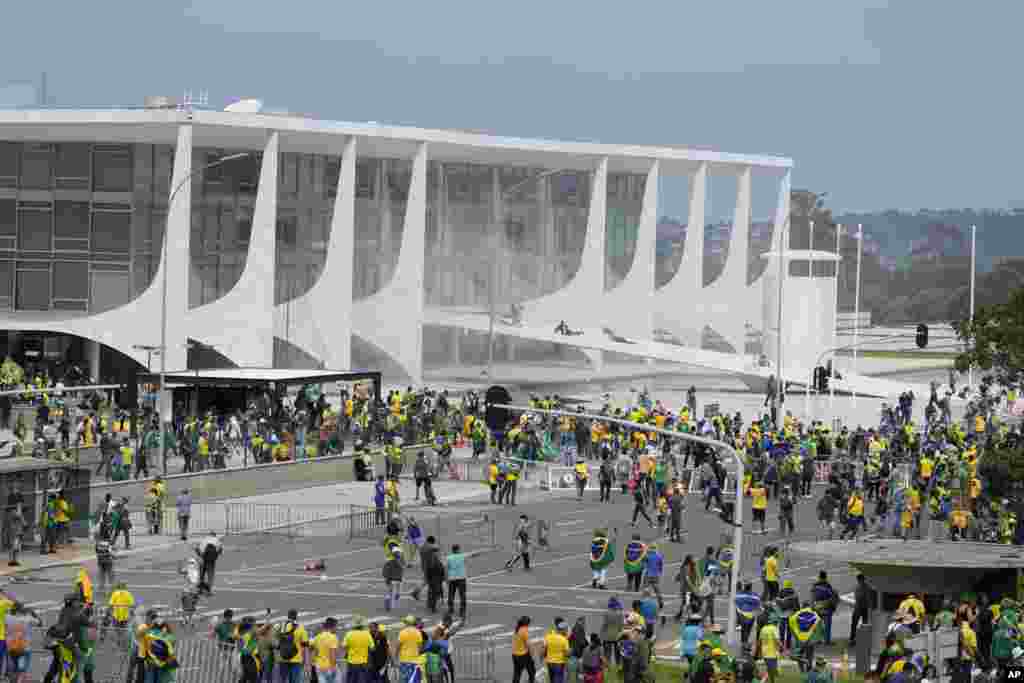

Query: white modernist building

[0,104,888,395]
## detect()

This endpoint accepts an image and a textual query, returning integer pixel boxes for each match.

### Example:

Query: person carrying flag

[734,581,762,653]
[788,601,822,672]
[590,528,617,589]
[623,534,647,592]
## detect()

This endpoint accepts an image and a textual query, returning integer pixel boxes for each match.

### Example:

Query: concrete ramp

[425,307,928,400]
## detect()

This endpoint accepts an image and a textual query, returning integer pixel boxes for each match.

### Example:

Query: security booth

[0,457,92,550]
[792,539,1024,678]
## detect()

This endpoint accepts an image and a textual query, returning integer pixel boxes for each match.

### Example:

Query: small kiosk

[0,457,92,550]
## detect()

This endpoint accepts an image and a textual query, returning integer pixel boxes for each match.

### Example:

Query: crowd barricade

[172,637,240,683]
[544,465,601,491]
[450,635,498,682]
[223,502,348,537]
[126,503,226,538]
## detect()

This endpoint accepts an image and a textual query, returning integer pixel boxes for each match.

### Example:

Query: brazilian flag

[789,609,821,644]
[384,535,402,561]
[718,545,734,570]
[591,534,615,570]
[623,541,647,574]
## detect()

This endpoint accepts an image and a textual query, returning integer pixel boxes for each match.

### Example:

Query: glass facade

[424,162,590,308]
[0,140,173,313]
[606,172,645,290]
[189,148,261,308]
[275,151,339,305]
[353,157,410,299]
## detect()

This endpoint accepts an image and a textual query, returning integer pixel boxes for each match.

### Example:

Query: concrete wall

[88,446,420,506]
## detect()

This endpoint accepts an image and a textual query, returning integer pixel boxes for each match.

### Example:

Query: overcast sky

[2,1,1020,215]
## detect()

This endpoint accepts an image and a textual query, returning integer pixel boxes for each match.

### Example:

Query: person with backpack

[581,633,606,683]
[237,617,268,683]
[424,640,446,683]
[810,571,839,646]
[274,608,309,683]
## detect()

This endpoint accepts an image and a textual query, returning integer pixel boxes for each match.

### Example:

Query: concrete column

[86,339,101,382]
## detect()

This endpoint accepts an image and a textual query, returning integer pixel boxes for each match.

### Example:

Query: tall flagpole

[968,224,976,390]
[830,224,842,425]
[851,224,863,412]
[805,219,815,424]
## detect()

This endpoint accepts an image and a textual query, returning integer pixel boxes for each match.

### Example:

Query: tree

[952,285,1024,398]
[0,357,24,388]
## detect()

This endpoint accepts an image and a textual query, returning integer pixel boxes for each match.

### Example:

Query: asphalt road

[15,479,861,680]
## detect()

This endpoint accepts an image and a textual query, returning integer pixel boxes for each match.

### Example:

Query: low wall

[88,447,414,506]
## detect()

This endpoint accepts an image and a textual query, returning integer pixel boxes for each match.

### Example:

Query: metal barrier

[126,503,227,537]
[453,512,497,551]
[348,503,389,540]
[223,502,347,537]
[451,635,498,682]
[172,638,240,683]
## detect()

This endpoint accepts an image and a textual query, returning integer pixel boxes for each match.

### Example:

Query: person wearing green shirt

[654,461,668,499]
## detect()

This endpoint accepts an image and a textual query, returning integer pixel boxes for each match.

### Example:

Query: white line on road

[456,623,504,636]
[472,551,592,581]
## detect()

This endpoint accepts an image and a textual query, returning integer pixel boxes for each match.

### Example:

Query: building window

[52,261,89,301]
[17,208,52,251]
[0,142,19,189]
[92,210,131,253]
[92,144,133,192]
[356,160,375,199]
[0,200,15,246]
[325,158,340,199]
[54,201,90,240]
[16,267,50,311]
[0,261,12,310]
[55,143,91,190]
[276,212,297,247]
[20,143,53,190]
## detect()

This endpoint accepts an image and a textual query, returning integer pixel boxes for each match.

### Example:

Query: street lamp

[157,152,253,473]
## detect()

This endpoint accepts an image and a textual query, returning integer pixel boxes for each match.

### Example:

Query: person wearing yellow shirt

[512,615,536,682]
[488,460,500,504]
[750,483,769,533]
[398,615,425,681]
[342,615,375,677]
[756,618,782,683]
[275,609,310,682]
[763,549,779,600]
[542,619,570,682]
[574,459,590,500]
[108,583,135,627]
[898,594,926,633]
[949,508,972,541]
[310,617,340,682]
[919,455,933,481]
[844,490,865,541]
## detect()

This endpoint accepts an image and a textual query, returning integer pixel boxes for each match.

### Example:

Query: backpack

[425,652,443,675]
[277,623,299,660]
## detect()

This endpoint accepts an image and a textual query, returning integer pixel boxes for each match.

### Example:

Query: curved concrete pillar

[273,136,356,369]
[702,166,752,354]
[602,160,658,337]
[188,131,278,366]
[1,124,194,369]
[653,161,705,346]
[352,142,428,384]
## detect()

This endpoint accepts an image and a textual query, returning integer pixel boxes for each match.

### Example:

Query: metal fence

[157,622,496,682]
[346,504,497,555]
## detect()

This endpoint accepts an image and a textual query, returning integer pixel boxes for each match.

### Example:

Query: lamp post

[157,152,253,473]
[498,402,746,648]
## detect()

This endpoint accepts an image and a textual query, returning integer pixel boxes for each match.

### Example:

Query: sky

[1,1,1021,216]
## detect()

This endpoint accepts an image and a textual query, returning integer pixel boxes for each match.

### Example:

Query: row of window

[0,142,137,193]
[0,260,129,312]
[0,200,133,253]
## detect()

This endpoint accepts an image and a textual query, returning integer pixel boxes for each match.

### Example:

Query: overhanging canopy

[137,368,383,403]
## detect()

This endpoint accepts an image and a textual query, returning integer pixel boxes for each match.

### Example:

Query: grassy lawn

[602,661,865,683]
